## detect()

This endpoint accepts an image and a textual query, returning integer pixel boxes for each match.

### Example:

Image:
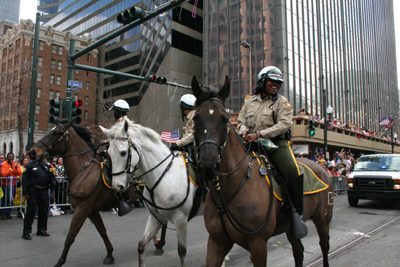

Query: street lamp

[392,132,398,154]
[241,42,252,94]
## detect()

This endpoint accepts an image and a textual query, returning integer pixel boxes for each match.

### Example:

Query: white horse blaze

[209,109,214,115]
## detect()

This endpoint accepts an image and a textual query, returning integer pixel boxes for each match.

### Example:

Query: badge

[283,100,292,110]
[260,167,268,176]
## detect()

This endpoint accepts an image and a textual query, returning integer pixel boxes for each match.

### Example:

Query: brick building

[0,19,98,159]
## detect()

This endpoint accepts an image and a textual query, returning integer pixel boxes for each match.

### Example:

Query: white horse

[100,118,204,267]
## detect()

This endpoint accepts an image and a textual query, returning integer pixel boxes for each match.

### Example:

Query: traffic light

[71,99,83,124]
[308,119,316,137]
[49,99,61,124]
[117,6,144,25]
[148,75,167,84]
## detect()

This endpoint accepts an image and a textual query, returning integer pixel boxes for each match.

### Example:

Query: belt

[33,185,48,191]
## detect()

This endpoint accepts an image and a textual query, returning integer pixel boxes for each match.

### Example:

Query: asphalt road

[1,193,399,267]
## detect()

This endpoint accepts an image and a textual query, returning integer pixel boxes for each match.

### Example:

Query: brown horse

[190,76,334,267]
[29,120,166,267]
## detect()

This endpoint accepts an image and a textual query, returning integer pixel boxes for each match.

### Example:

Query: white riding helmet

[179,94,196,110]
[257,66,284,84]
[109,99,130,112]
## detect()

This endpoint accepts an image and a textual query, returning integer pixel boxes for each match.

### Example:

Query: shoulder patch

[282,100,292,110]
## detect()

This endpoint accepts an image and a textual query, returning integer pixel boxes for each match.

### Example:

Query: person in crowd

[51,157,69,211]
[313,114,320,121]
[170,94,196,152]
[328,156,337,168]
[237,65,307,237]
[318,154,327,167]
[22,156,55,240]
[297,108,305,116]
[21,157,29,172]
[0,153,23,220]
[0,154,5,163]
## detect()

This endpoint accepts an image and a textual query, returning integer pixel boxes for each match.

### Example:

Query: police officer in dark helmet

[22,157,55,240]
[238,66,307,239]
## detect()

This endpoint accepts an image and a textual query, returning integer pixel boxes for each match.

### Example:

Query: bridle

[110,135,140,176]
[194,98,229,167]
[38,123,71,157]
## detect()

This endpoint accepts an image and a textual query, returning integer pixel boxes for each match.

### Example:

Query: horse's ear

[191,76,203,99]
[217,75,230,102]
[124,120,129,133]
[99,125,113,137]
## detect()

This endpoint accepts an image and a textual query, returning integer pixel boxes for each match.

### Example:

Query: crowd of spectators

[296,108,399,143]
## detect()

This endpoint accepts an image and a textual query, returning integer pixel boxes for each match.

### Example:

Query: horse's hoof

[153,248,164,256]
[103,256,115,265]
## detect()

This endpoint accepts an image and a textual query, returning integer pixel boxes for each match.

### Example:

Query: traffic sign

[68,80,82,88]
[71,86,78,92]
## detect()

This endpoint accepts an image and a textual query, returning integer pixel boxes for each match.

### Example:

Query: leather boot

[117,192,132,217]
[287,174,308,239]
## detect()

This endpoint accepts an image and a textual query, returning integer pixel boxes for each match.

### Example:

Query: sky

[19,0,400,90]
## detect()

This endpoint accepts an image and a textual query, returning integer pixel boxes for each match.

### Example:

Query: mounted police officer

[170,94,196,152]
[237,66,307,239]
[22,157,55,240]
[100,99,138,215]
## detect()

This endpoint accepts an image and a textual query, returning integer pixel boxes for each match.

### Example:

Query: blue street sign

[68,80,82,88]
[71,86,78,92]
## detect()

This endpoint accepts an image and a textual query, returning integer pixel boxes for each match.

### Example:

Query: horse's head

[30,120,75,160]
[100,119,140,193]
[191,76,230,180]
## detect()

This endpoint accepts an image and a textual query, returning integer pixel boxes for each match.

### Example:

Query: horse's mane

[195,85,220,107]
[59,119,96,149]
[111,118,164,147]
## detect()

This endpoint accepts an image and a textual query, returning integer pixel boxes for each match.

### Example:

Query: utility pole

[26,12,40,151]
[65,39,75,119]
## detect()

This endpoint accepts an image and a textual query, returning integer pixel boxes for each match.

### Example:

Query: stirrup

[290,207,308,239]
[118,201,132,216]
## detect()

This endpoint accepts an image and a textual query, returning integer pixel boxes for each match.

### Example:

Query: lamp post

[392,131,397,154]
[241,42,252,94]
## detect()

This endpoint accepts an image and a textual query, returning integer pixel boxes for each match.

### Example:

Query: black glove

[170,143,180,151]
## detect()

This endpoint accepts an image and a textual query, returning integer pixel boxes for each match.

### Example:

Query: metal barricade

[53,176,71,208]
[332,176,347,195]
[0,177,25,217]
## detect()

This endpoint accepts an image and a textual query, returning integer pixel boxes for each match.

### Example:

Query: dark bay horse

[190,76,334,267]
[29,120,166,267]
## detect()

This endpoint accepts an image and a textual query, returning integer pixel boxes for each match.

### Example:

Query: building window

[49,90,54,99]
[85,96,88,105]
[56,76,61,85]
[86,81,89,90]
[34,121,39,130]
[37,88,41,98]
[3,48,7,57]
[52,44,57,54]
[39,41,44,51]
[57,61,62,70]
[37,73,42,82]
[35,104,40,114]
[16,39,20,47]
[51,59,56,69]
[58,46,63,55]
[84,110,88,120]
[38,57,43,66]
[55,91,60,99]
[50,74,55,84]
[87,54,90,62]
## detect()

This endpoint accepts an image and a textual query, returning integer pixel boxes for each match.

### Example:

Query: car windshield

[354,156,400,171]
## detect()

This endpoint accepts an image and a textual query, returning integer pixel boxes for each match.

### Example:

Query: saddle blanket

[255,157,329,201]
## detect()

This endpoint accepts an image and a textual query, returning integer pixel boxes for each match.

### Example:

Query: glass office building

[203,0,398,131]
[0,0,20,24]
[39,0,203,126]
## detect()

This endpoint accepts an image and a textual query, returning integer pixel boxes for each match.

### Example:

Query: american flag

[161,129,179,143]
[379,117,391,126]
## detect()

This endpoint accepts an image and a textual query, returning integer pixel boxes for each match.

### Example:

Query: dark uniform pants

[268,138,301,181]
[23,188,49,234]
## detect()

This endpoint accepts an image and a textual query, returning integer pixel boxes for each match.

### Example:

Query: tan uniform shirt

[237,94,293,139]
[176,110,195,147]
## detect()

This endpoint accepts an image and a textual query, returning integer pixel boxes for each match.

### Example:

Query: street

[1,193,399,267]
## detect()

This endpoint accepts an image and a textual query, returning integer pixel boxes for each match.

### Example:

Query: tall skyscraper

[38,0,203,134]
[203,0,398,131]
[0,0,20,24]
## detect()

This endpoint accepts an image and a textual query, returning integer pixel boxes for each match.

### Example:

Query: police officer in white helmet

[170,94,196,151]
[109,99,130,122]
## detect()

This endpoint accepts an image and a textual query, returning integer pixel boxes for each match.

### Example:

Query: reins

[196,98,275,235]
